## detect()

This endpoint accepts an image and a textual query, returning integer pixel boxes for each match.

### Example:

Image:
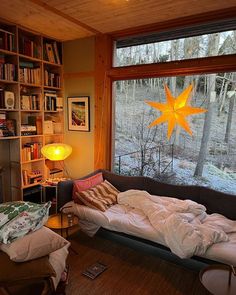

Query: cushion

[72,172,103,203]
[75,180,120,212]
[0,226,69,262]
[0,201,51,244]
[0,251,56,283]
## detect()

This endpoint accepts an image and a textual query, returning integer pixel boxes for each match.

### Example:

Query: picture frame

[68,96,90,132]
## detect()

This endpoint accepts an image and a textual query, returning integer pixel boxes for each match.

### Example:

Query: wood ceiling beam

[28,0,101,34]
[107,54,236,81]
[111,6,236,39]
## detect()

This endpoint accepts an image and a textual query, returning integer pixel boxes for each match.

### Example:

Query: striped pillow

[75,180,119,212]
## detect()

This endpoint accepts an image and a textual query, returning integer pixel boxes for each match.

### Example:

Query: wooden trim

[29,0,100,35]
[64,71,95,79]
[94,35,113,170]
[107,54,236,81]
[111,7,236,39]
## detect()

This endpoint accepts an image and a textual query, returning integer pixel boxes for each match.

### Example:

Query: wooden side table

[45,213,79,237]
[199,264,236,295]
[45,213,79,254]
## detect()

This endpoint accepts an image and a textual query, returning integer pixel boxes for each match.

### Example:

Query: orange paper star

[145,84,207,139]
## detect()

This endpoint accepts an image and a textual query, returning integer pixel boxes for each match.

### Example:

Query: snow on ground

[163,158,236,195]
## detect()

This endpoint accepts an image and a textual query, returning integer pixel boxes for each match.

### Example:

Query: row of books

[0,62,16,81]
[22,169,42,186]
[21,142,42,162]
[19,66,41,84]
[0,28,15,52]
[44,42,61,64]
[19,36,41,59]
[44,70,61,88]
[21,94,40,110]
[44,92,63,111]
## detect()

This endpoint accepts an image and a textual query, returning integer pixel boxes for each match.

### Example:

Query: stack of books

[0,28,15,51]
[0,55,16,81]
[19,61,40,85]
[21,94,40,110]
[19,36,41,58]
[21,142,42,161]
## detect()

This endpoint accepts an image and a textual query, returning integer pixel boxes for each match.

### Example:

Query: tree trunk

[224,95,235,143]
[219,80,230,114]
[194,33,219,177]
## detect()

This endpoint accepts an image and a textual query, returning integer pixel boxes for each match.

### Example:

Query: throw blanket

[117,190,236,258]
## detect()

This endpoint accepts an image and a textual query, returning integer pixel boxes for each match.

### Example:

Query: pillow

[72,172,103,203]
[0,201,51,244]
[76,180,120,212]
[0,226,69,262]
[0,251,56,283]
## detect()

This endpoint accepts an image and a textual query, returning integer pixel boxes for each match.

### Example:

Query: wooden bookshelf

[0,19,64,203]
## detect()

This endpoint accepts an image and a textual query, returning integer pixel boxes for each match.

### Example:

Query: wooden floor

[66,233,209,295]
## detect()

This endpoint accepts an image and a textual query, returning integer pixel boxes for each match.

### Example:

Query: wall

[63,37,95,178]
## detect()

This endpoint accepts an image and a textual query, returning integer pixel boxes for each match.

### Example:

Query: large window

[113,72,236,195]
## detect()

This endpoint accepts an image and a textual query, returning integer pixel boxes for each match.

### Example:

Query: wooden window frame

[94,8,236,170]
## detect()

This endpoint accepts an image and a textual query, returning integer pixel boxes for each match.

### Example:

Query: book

[5,119,16,136]
[53,41,60,64]
[82,262,107,279]
[46,43,55,63]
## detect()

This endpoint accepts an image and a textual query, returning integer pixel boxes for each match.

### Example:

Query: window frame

[94,10,236,171]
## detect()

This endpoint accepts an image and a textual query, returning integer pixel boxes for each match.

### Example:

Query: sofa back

[57,169,236,220]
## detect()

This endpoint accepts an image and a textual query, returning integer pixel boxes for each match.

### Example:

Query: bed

[57,169,236,266]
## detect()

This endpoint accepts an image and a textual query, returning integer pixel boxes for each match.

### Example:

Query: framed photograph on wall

[68,96,90,131]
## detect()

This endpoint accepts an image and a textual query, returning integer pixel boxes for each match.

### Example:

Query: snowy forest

[114,31,236,195]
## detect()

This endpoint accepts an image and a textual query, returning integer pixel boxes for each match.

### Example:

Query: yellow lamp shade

[41,143,72,161]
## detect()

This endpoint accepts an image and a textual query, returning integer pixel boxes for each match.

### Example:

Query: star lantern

[145,84,207,140]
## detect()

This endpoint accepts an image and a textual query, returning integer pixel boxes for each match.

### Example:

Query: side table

[199,264,236,295]
[45,213,79,254]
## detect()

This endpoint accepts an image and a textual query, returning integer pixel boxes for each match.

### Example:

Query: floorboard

[66,232,210,295]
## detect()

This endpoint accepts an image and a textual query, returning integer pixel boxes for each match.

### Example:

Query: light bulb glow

[41,143,72,161]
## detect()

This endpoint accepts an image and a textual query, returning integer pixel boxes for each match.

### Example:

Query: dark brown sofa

[58,169,236,220]
[57,169,236,267]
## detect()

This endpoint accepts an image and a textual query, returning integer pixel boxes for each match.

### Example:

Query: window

[115,30,236,67]
[113,72,236,195]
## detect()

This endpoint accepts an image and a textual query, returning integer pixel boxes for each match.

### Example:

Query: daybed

[57,169,236,266]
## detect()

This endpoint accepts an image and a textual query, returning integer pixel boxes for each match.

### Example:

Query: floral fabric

[0,201,51,244]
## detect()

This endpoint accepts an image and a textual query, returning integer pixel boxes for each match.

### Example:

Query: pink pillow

[72,172,103,203]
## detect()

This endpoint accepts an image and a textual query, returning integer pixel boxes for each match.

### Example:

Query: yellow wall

[63,37,95,178]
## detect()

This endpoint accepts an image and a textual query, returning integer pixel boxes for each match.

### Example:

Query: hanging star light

[145,84,207,140]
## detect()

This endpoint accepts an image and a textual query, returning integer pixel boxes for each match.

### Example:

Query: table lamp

[41,143,72,179]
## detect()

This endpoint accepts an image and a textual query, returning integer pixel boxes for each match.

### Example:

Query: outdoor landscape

[113,31,236,195]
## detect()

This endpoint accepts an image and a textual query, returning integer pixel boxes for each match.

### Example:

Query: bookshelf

[0,20,64,203]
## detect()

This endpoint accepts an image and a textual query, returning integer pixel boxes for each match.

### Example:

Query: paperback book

[82,262,107,280]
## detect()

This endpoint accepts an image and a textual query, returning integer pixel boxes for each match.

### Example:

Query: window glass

[113,73,236,194]
[115,31,236,66]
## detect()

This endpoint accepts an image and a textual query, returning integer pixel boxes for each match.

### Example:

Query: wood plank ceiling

[0,0,236,41]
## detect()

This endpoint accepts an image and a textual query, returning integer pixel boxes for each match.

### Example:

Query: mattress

[63,201,236,265]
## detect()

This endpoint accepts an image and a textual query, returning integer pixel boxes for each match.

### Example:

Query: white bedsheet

[63,200,236,265]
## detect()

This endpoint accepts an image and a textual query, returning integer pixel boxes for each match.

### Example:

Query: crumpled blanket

[117,190,236,258]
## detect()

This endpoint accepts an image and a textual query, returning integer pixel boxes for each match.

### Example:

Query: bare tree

[225,73,236,143]
[194,33,220,177]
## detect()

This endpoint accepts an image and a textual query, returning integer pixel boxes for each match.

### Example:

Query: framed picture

[68,96,90,132]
